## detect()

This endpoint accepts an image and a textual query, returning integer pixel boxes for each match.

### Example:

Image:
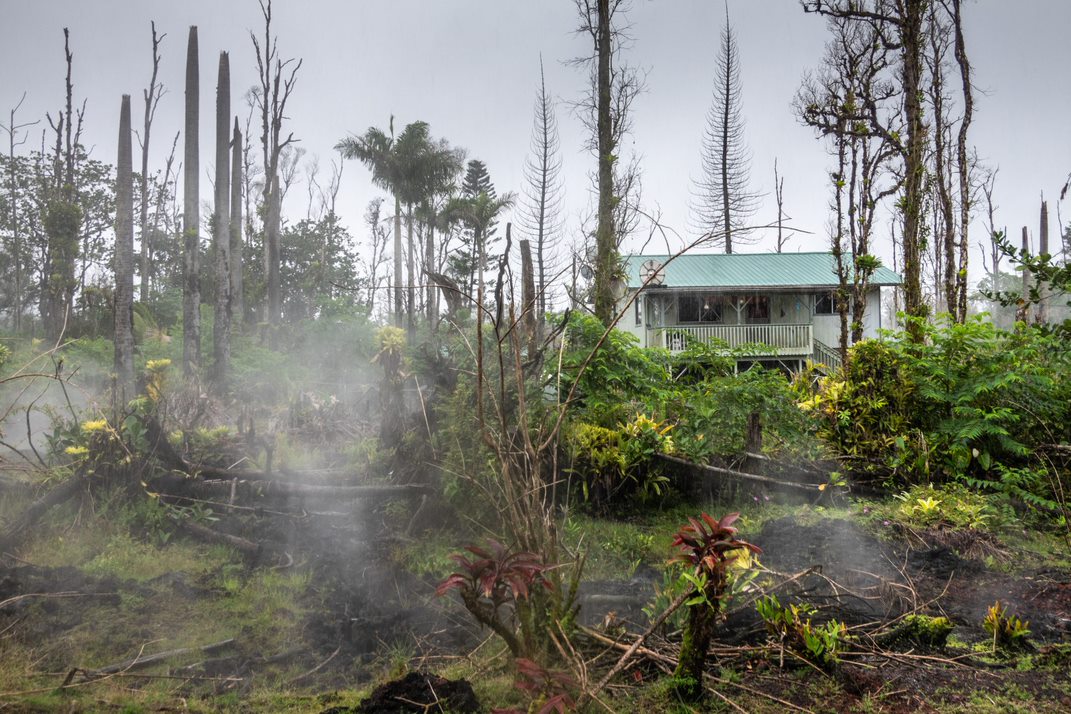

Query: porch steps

[811,339,843,371]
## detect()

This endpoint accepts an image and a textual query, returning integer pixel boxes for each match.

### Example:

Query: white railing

[812,339,843,370]
[653,323,814,355]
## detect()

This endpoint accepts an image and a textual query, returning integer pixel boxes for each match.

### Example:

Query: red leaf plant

[670,512,761,700]
[491,658,577,714]
[437,540,552,657]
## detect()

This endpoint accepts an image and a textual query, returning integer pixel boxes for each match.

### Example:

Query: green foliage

[890,482,1003,531]
[558,313,671,427]
[564,414,674,512]
[756,594,849,667]
[672,365,818,461]
[894,614,954,648]
[807,317,1071,516]
[558,312,819,481]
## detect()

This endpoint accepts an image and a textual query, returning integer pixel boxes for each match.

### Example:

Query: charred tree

[212,52,232,386]
[230,117,243,328]
[182,26,200,377]
[950,0,973,323]
[804,0,930,338]
[1,93,38,332]
[114,95,135,405]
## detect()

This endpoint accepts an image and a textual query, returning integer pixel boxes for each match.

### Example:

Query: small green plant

[983,600,1031,653]
[756,594,849,668]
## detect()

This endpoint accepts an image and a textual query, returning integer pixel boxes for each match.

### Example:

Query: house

[616,252,902,371]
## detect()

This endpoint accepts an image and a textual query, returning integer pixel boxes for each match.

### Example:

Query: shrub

[807,317,1071,517]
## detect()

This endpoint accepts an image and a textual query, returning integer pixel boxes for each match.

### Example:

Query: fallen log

[656,453,827,493]
[180,478,431,501]
[0,472,88,552]
[176,520,261,559]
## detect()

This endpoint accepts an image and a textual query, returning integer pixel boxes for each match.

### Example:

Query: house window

[814,291,837,315]
[745,296,769,323]
[634,295,643,326]
[678,293,723,323]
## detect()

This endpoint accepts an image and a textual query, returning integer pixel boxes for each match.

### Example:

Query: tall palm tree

[338,120,462,330]
[337,119,404,326]
[394,129,463,327]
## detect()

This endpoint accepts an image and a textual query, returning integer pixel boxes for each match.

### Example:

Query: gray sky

[3,1,1069,288]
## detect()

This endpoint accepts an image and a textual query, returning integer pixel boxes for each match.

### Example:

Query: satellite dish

[641,259,665,286]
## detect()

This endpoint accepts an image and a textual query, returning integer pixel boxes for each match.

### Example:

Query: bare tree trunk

[774,158,787,253]
[44,28,81,342]
[425,205,436,327]
[212,52,231,386]
[406,203,415,336]
[114,95,135,406]
[833,122,850,364]
[139,22,163,303]
[520,239,537,353]
[393,195,403,326]
[182,26,200,378]
[3,94,36,332]
[901,0,928,336]
[1018,225,1030,323]
[592,0,617,323]
[230,118,243,328]
[951,0,972,323]
[252,0,301,331]
[1038,199,1049,324]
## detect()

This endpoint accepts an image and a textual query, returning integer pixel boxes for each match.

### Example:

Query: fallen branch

[156,474,431,502]
[580,626,813,713]
[576,590,691,707]
[72,638,236,681]
[0,591,107,611]
[176,520,261,558]
[657,453,830,493]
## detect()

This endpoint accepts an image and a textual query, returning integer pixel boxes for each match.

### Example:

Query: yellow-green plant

[983,601,1030,653]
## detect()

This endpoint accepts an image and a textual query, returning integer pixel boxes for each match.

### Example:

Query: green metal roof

[624,252,902,290]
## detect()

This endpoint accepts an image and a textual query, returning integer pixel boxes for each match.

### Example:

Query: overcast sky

[3,1,1069,283]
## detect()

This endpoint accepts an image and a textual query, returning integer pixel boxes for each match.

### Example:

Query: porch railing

[652,323,814,355]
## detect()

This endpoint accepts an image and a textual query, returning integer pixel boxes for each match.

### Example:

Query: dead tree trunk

[182,26,201,378]
[1038,199,1049,324]
[230,118,243,327]
[114,95,136,406]
[212,51,231,386]
[1018,225,1031,323]
[139,22,163,303]
[520,238,537,353]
